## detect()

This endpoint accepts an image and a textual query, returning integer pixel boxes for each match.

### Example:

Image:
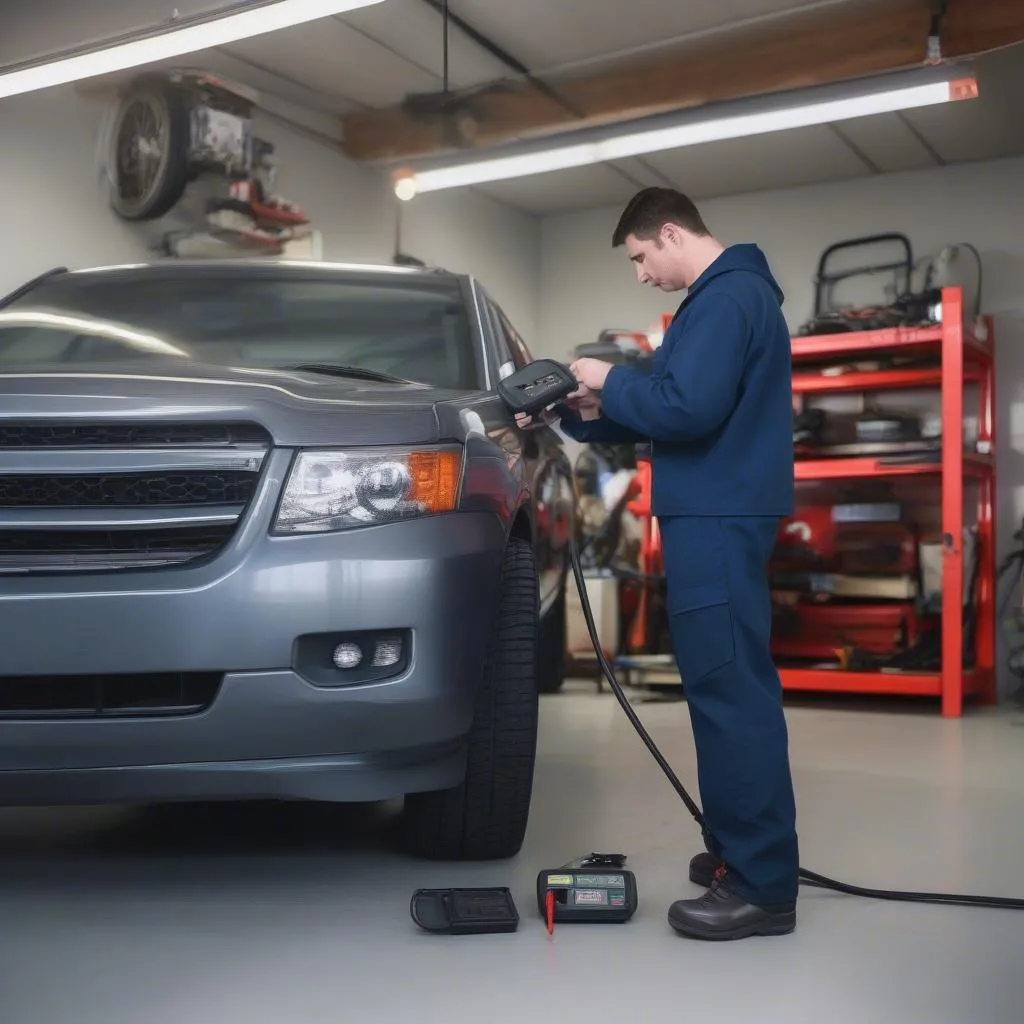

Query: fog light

[332,643,363,670]
[373,637,403,668]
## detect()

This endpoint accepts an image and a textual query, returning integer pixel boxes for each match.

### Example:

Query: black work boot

[669,869,796,941]
[689,850,720,888]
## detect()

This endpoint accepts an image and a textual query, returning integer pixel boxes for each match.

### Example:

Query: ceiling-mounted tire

[109,77,190,221]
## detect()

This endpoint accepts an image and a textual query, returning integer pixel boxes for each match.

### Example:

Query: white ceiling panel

[340,0,514,88]
[206,47,360,116]
[474,163,641,215]
[829,114,940,175]
[902,45,1024,165]
[643,124,873,198]
[392,0,840,74]
[227,17,439,109]
[907,101,1024,165]
[0,1,228,66]
[608,157,681,189]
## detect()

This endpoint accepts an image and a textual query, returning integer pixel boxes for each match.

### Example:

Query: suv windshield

[0,268,480,390]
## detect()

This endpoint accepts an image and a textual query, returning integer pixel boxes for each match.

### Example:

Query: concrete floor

[0,682,1022,1024]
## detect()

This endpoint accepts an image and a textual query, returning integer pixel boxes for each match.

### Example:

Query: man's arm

[553,402,649,445]
[599,295,749,442]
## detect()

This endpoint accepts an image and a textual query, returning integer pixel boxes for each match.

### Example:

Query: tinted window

[498,309,534,369]
[0,270,480,390]
[486,299,533,370]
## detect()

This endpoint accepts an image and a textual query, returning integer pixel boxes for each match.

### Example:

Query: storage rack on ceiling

[782,286,995,717]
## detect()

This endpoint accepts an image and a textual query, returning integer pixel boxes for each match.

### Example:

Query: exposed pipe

[441,0,449,93]
[417,0,584,117]
[927,0,949,62]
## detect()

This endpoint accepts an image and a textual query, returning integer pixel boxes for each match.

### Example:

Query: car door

[480,294,574,615]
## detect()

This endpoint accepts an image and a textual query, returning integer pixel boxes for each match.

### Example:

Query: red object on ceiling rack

[783,286,996,717]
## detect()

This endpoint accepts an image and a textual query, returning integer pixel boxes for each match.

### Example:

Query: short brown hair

[612,187,710,246]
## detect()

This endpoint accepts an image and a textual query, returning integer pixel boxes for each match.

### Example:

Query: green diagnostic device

[536,854,638,930]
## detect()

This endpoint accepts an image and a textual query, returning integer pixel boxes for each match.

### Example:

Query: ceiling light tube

[0,0,387,101]
[395,69,978,197]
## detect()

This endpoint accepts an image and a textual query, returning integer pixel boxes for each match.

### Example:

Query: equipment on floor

[537,853,639,934]
[410,887,520,935]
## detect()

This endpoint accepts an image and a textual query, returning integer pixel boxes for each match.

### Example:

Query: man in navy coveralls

[523,188,799,940]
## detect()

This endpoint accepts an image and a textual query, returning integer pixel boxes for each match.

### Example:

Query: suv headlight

[274,446,462,534]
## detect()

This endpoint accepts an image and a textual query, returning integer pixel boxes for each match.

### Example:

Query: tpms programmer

[497,359,579,418]
[537,853,638,933]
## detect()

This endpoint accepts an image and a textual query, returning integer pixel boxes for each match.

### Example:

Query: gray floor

[0,682,1022,1024]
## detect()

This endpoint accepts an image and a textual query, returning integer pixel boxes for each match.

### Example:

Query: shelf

[780,667,940,696]
[791,317,992,364]
[794,452,992,481]
[792,366,983,394]
[779,667,989,699]
[641,288,991,713]
[780,288,996,716]
[792,324,942,360]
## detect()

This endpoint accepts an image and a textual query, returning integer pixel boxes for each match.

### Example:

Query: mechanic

[519,187,798,941]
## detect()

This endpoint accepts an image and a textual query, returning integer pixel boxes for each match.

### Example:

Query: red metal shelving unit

[783,287,996,717]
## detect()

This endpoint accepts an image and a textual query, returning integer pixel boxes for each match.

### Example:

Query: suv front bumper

[0,510,507,805]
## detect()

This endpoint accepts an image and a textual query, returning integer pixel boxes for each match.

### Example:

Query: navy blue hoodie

[557,243,794,517]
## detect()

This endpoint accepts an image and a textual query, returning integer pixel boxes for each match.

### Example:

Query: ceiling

[46,0,1024,215]
[465,43,1024,214]
[197,0,1024,215]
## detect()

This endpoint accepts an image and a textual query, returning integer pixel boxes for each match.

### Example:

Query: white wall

[0,85,540,342]
[539,156,1024,698]
[538,156,1024,358]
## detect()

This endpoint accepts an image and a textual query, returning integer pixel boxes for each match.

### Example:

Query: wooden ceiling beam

[340,0,1024,163]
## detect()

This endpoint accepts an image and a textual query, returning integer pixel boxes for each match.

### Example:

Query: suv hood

[0,360,471,446]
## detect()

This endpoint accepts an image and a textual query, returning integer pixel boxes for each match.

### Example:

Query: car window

[0,271,481,390]
[487,300,534,370]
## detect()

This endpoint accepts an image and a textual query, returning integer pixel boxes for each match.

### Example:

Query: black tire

[109,78,191,221]
[538,583,567,694]
[401,537,540,860]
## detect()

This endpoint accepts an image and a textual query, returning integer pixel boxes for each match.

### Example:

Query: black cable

[441,0,449,94]
[569,534,706,827]
[567,529,1024,911]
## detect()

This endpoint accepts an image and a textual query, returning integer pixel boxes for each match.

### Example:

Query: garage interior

[1,1,1024,1021]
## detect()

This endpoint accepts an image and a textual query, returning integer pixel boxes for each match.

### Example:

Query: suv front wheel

[401,537,540,860]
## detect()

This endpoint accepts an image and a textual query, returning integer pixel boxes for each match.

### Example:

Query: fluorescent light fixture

[395,70,978,197]
[0,0,387,100]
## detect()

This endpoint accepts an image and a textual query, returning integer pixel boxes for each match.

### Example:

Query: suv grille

[0,421,270,574]
[0,421,269,449]
[0,471,257,507]
[0,672,222,718]
[0,526,232,571]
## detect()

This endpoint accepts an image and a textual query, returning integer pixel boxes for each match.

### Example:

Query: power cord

[566,525,1024,912]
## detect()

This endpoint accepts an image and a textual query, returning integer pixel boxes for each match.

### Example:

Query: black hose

[567,530,1024,911]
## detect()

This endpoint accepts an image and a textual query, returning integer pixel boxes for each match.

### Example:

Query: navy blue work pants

[658,515,799,908]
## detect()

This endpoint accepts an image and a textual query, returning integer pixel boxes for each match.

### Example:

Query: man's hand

[565,382,603,420]
[570,357,615,392]
[514,382,602,430]
[515,409,555,431]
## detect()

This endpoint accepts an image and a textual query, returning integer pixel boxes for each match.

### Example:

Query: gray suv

[0,260,575,860]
